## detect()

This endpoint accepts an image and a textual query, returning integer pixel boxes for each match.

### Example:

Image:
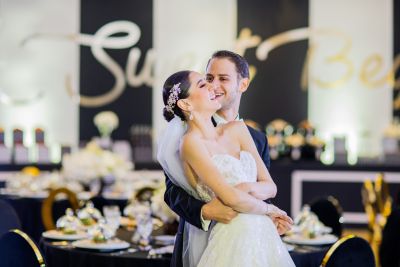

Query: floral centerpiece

[93,111,119,150]
[62,141,133,187]
[94,111,119,138]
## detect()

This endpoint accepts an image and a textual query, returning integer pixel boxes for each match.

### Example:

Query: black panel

[79,0,153,141]
[237,0,309,128]
[394,0,400,118]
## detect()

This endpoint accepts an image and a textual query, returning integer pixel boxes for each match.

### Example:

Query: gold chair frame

[361,173,392,267]
[11,229,46,267]
[41,187,79,231]
[321,234,356,267]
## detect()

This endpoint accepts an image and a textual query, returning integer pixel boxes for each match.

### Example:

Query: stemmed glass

[102,205,121,235]
[129,201,153,250]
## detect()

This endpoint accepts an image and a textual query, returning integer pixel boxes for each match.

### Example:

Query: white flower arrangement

[93,111,119,137]
[62,141,133,184]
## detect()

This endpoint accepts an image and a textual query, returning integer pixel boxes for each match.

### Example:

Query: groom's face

[206,58,242,111]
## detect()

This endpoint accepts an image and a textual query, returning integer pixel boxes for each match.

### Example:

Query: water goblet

[129,201,153,250]
[103,205,121,233]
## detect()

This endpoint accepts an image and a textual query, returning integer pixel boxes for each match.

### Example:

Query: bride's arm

[181,135,269,215]
[232,121,277,200]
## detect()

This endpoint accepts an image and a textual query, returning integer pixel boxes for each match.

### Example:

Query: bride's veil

[157,116,209,267]
[157,117,198,198]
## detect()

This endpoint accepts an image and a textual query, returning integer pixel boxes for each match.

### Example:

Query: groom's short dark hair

[207,50,249,79]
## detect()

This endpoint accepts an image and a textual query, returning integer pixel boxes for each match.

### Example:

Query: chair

[0,229,46,267]
[379,208,400,267]
[135,186,156,202]
[361,173,393,264]
[321,235,375,267]
[41,187,79,230]
[309,195,343,237]
[0,199,21,236]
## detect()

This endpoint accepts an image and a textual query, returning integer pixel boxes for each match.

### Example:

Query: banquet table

[40,228,329,267]
[0,194,127,242]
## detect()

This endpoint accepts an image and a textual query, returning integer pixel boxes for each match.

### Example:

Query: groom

[164,50,292,267]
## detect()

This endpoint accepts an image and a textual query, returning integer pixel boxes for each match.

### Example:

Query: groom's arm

[164,172,205,229]
[164,173,238,230]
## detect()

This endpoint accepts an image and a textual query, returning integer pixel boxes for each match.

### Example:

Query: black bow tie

[211,117,217,127]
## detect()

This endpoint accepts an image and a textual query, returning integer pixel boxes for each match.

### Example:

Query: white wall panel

[152,0,237,155]
[309,0,393,160]
[0,0,80,161]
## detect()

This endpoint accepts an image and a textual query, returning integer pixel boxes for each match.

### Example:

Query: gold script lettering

[360,54,393,89]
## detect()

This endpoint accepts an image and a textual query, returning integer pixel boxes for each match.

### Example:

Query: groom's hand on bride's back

[202,198,238,224]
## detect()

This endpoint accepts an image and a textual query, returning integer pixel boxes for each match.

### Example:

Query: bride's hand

[266,204,293,235]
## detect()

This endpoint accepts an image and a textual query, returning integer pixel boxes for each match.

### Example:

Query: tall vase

[98,135,112,150]
[98,174,116,196]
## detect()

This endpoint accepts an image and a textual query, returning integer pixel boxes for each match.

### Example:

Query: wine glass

[102,205,121,233]
[130,201,153,250]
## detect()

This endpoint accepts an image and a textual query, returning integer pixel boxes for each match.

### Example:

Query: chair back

[361,173,393,264]
[41,187,79,230]
[0,229,46,267]
[321,235,375,267]
[309,195,343,237]
[379,208,400,267]
[0,199,21,236]
[361,174,392,231]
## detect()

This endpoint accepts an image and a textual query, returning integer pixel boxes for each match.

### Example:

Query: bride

[158,70,295,267]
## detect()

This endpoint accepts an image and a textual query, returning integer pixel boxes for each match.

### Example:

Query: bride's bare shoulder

[181,131,201,149]
[218,120,247,134]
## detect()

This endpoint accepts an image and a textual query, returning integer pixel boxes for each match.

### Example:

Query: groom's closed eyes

[206,74,230,83]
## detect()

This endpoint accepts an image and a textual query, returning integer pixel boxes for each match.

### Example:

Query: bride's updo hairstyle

[162,70,191,122]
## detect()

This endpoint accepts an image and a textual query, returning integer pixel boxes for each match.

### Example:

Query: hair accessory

[165,83,181,113]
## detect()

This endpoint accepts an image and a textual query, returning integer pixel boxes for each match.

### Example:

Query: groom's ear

[239,77,250,93]
[177,99,191,112]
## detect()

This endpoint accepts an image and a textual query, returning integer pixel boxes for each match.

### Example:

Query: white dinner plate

[102,191,129,200]
[289,225,332,235]
[0,188,48,198]
[153,235,175,245]
[72,238,130,251]
[285,243,295,251]
[77,191,94,201]
[42,230,89,241]
[283,234,338,246]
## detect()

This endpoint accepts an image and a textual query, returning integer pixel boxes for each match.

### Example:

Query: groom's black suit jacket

[164,125,270,267]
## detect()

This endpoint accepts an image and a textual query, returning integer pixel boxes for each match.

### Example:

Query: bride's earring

[189,111,193,120]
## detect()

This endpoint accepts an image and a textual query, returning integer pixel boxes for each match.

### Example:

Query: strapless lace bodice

[195,151,257,202]
[194,151,295,267]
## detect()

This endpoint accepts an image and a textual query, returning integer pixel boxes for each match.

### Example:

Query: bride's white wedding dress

[195,151,295,267]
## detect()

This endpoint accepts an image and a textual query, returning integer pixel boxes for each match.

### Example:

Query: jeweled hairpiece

[165,83,181,113]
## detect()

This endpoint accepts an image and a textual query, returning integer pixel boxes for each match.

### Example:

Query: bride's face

[186,71,221,114]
